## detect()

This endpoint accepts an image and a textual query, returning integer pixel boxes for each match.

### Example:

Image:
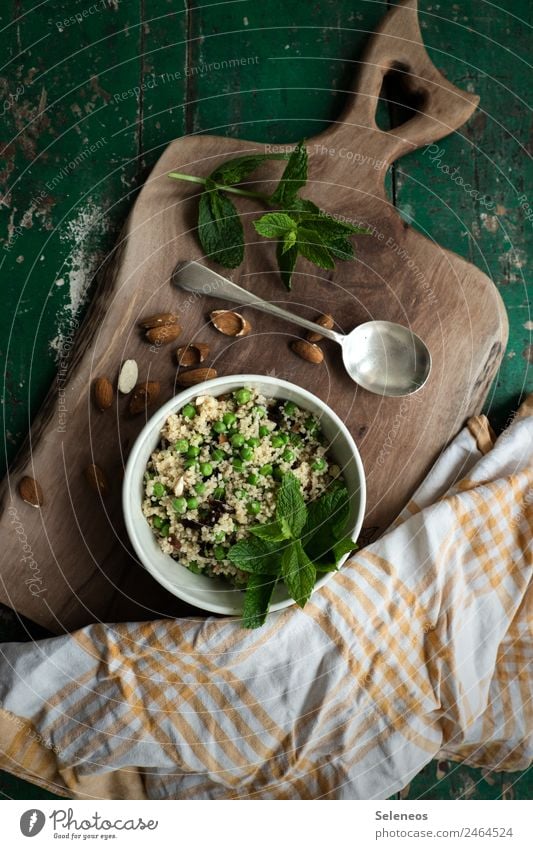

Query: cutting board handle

[324,0,479,168]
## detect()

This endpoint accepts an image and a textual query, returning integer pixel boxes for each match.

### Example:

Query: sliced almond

[145,324,182,346]
[210,310,251,337]
[175,342,209,367]
[18,476,44,508]
[290,339,324,364]
[138,312,178,330]
[93,376,114,411]
[85,464,108,496]
[118,359,138,394]
[128,381,161,415]
[174,476,185,497]
[176,367,218,387]
[306,313,334,343]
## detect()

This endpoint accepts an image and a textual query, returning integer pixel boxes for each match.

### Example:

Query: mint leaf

[212,153,289,187]
[281,540,316,607]
[328,237,356,261]
[227,536,283,575]
[303,487,350,563]
[254,212,297,239]
[277,240,298,290]
[333,537,357,561]
[271,141,308,206]
[198,183,244,267]
[276,473,307,537]
[242,573,278,629]
[296,227,335,270]
[249,517,292,542]
[282,229,297,254]
[297,211,370,236]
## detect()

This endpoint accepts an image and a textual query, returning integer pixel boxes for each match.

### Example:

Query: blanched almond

[138,312,178,329]
[118,359,138,394]
[93,376,114,411]
[290,339,324,364]
[145,324,182,345]
[306,313,334,343]
[176,368,218,387]
[175,342,209,367]
[210,310,251,337]
[18,476,44,508]
[128,381,161,415]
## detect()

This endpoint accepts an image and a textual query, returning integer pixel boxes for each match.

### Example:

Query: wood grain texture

[0,0,507,633]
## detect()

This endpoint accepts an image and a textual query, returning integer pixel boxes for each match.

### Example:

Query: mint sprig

[169,141,369,290]
[227,473,358,628]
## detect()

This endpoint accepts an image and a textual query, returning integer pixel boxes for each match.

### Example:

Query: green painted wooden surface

[0,0,531,800]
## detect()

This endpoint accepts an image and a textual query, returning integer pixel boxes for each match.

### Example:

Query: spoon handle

[174,261,344,345]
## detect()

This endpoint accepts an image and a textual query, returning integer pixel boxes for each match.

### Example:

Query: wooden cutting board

[0,0,507,633]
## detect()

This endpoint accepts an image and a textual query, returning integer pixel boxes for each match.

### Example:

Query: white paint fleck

[55,277,65,287]
[480,212,499,233]
[243,16,249,26]
[524,321,533,331]
[16,255,24,263]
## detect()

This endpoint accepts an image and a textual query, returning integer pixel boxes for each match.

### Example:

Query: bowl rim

[123,374,366,614]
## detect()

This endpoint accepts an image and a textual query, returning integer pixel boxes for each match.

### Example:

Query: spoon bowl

[173,262,432,397]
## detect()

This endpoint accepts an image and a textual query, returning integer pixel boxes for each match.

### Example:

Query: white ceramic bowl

[123,375,366,616]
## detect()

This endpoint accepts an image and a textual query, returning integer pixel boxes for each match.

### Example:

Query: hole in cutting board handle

[375,61,430,132]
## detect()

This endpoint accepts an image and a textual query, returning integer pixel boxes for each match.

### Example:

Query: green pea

[240,446,254,461]
[272,465,283,481]
[214,530,226,542]
[213,486,225,499]
[232,458,245,472]
[152,482,165,498]
[214,544,226,562]
[259,463,273,476]
[152,515,164,529]
[247,473,259,485]
[253,406,266,418]
[160,523,170,537]
[187,560,201,574]
[282,449,295,463]
[213,420,227,434]
[271,435,285,448]
[223,412,236,427]
[172,497,187,514]
[247,437,260,448]
[234,488,246,500]
[194,482,206,495]
[247,500,261,515]
[199,462,213,477]
[186,445,200,458]
[289,432,303,446]
[182,404,196,419]
[184,459,198,470]
[284,401,297,416]
[174,439,189,453]
[230,432,245,448]
[305,416,318,434]
[234,388,252,405]
[211,448,225,462]
[312,458,327,471]
[186,497,198,510]
[259,425,270,438]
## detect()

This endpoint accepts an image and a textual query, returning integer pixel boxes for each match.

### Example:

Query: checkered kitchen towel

[0,401,531,799]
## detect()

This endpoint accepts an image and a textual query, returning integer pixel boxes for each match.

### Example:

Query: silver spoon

[173,261,431,397]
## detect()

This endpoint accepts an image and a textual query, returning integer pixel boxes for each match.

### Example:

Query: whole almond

[175,342,209,367]
[145,324,182,346]
[128,381,161,415]
[18,476,44,508]
[117,359,138,394]
[93,376,114,411]
[306,313,334,343]
[176,368,218,387]
[85,464,109,496]
[290,339,324,364]
[210,310,251,337]
[138,312,178,330]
